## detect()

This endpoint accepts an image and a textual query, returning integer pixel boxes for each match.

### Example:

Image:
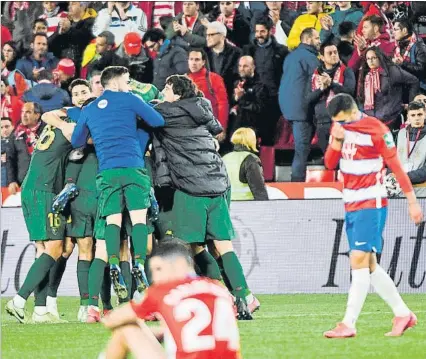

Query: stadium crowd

[1,1,426,193]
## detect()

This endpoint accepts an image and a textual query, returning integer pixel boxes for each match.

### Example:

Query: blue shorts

[345,207,387,254]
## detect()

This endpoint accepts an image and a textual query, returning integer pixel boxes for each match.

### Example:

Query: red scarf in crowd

[311,63,346,106]
[184,13,198,30]
[14,122,42,155]
[364,68,382,111]
[394,33,417,63]
[217,9,236,30]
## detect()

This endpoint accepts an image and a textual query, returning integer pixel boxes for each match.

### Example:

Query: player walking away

[99,239,241,359]
[71,66,164,304]
[323,94,423,338]
[152,75,258,319]
[5,107,79,324]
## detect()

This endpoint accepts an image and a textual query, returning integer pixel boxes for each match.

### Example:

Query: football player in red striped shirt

[323,94,423,338]
[99,239,241,359]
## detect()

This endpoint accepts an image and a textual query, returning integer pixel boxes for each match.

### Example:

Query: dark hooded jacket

[152,97,230,196]
[22,83,71,112]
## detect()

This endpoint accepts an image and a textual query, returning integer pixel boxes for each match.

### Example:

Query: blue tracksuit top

[71,90,164,171]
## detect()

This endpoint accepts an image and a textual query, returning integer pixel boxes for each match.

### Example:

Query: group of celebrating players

[4,64,423,358]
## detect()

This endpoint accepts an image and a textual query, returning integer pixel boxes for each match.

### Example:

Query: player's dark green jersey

[75,146,98,192]
[22,124,73,193]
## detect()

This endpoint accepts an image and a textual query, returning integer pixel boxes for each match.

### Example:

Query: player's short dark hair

[300,27,316,43]
[151,238,194,267]
[165,75,199,100]
[363,15,384,29]
[327,94,358,117]
[98,31,115,46]
[320,39,338,55]
[394,17,413,36]
[1,117,12,124]
[189,48,207,62]
[100,66,129,88]
[142,28,166,44]
[339,21,356,37]
[33,18,48,30]
[32,32,48,43]
[254,16,274,31]
[69,79,90,93]
[407,101,426,112]
[37,69,53,82]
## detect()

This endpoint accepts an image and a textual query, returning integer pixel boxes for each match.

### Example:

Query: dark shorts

[96,168,151,217]
[67,189,97,238]
[22,189,68,241]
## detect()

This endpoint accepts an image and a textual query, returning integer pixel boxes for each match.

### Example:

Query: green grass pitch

[2,294,425,359]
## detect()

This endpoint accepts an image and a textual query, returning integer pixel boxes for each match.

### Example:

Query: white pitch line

[258,310,426,318]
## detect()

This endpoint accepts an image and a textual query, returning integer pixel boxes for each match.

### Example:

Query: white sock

[34,306,47,315]
[46,296,57,307]
[342,268,370,328]
[89,305,100,312]
[370,265,410,317]
[246,293,255,305]
[13,295,26,309]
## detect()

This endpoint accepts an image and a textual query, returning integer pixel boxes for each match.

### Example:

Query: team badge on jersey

[383,132,395,148]
[98,99,108,109]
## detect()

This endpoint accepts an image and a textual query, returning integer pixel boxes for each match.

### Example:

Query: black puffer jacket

[152,97,230,196]
[398,37,426,81]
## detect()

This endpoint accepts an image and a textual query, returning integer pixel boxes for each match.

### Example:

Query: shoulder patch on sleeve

[383,132,395,148]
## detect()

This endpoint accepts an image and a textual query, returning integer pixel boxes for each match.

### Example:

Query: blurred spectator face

[33,20,48,34]
[2,44,15,63]
[219,2,234,16]
[21,103,41,128]
[266,1,282,11]
[362,20,378,40]
[336,1,351,10]
[238,57,255,78]
[1,118,14,138]
[305,29,321,50]
[306,2,322,14]
[414,94,426,106]
[345,29,355,43]
[321,45,340,66]
[144,39,161,52]
[366,50,380,69]
[393,22,408,41]
[90,75,104,97]
[188,51,205,73]
[255,24,270,44]
[68,2,86,19]
[31,35,48,59]
[407,107,425,128]
[43,2,57,12]
[183,2,198,17]
[0,79,7,96]
[71,84,92,108]
[162,83,180,103]
[206,29,225,48]
[96,36,112,55]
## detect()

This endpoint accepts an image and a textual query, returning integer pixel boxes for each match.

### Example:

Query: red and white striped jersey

[325,116,409,212]
[40,11,68,37]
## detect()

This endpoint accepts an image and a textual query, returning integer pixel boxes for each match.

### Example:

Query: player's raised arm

[130,93,165,128]
[376,125,423,224]
[71,109,90,148]
[41,109,76,142]
[324,122,344,170]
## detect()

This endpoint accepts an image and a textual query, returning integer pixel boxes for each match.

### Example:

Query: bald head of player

[327,93,360,123]
[149,239,196,284]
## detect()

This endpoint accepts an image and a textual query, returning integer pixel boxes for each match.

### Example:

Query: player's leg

[87,239,108,323]
[368,207,416,336]
[47,237,74,318]
[7,191,67,323]
[76,236,93,321]
[324,209,376,338]
[100,322,166,359]
[124,168,152,293]
[100,266,113,315]
[191,243,222,281]
[119,237,131,303]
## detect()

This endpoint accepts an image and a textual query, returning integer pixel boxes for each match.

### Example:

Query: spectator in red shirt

[187,48,229,140]
[1,76,24,127]
[1,26,12,48]
[357,2,395,42]
[348,15,396,71]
